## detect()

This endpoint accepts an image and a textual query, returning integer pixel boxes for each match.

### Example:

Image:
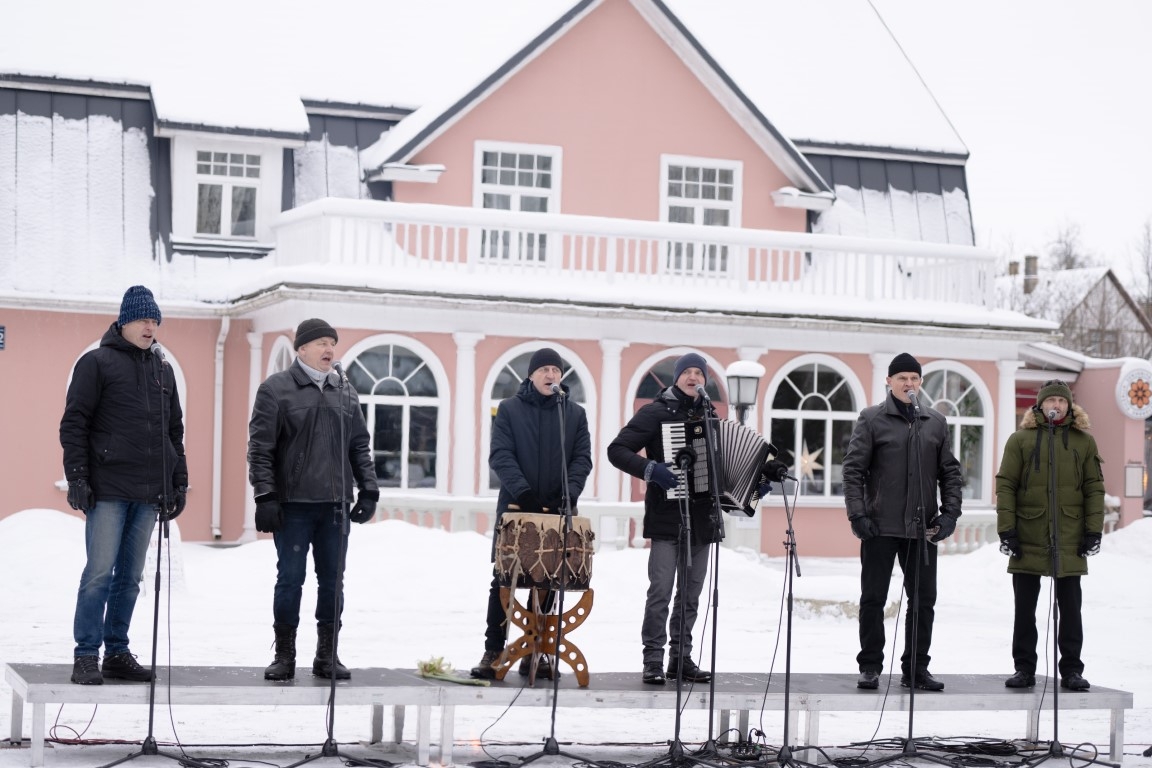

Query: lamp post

[725,360,766,426]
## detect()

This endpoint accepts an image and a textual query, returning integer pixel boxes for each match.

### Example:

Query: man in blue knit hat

[61,285,188,685]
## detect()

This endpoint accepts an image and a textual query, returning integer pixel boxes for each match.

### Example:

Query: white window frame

[659,154,742,276]
[169,135,286,247]
[920,361,994,505]
[472,141,562,264]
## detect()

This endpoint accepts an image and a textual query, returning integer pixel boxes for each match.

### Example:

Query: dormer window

[195,151,261,237]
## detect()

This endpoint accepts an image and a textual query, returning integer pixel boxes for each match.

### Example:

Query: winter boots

[71,655,103,685]
[264,623,297,681]
[312,622,351,679]
[470,649,501,680]
[102,652,154,682]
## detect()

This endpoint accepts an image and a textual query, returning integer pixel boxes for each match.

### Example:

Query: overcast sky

[873,0,1152,274]
[4,0,1149,277]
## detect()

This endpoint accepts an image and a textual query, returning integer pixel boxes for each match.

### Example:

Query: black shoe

[900,670,944,691]
[857,669,880,689]
[519,654,557,680]
[312,624,351,679]
[1005,671,1036,688]
[102,652,153,682]
[667,657,711,683]
[469,649,500,680]
[642,662,666,685]
[71,656,103,685]
[1061,673,1090,691]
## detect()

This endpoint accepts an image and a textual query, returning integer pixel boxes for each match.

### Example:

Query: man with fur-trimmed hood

[995,379,1104,692]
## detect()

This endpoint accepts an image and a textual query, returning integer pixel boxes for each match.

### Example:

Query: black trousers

[1011,572,1083,678]
[857,535,938,675]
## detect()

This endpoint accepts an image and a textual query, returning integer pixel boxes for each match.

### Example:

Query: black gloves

[762,460,790,483]
[649,463,678,491]
[162,487,187,522]
[516,489,544,512]
[350,489,379,524]
[930,513,957,542]
[255,495,283,533]
[1077,531,1102,557]
[756,480,773,500]
[849,515,878,541]
[66,478,94,512]
[998,529,1022,558]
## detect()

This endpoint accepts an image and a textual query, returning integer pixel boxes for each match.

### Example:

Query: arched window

[485,350,588,490]
[347,343,440,490]
[920,367,988,501]
[267,336,294,376]
[767,361,860,497]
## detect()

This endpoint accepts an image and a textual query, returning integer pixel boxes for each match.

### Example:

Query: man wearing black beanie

[843,352,963,691]
[470,347,592,681]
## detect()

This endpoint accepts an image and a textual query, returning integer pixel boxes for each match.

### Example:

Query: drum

[494,512,595,590]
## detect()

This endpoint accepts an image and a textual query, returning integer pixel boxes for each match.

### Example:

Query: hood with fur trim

[1019,403,1090,430]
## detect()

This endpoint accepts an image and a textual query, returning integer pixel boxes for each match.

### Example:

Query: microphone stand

[862,394,954,768]
[518,385,609,768]
[1020,412,1117,768]
[695,391,728,758]
[286,362,378,768]
[98,345,213,768]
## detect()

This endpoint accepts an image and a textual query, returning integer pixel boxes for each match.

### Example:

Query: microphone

[549,382,566,399]
[332,361,348,389]
[906,389,921,416]
[151,343,167,364]
[674,446,697,469]
[1048,409,1059,421]
[695,385,711,402]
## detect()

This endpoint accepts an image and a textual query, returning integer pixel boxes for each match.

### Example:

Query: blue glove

[649,463,678,491]
[930,513,957,542]
[756,481,772,500]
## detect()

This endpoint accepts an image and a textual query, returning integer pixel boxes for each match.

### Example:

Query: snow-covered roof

[995,265,1108,323]
[1,0,965,155]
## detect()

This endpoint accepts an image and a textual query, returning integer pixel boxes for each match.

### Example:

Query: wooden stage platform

[5,663,1134,766]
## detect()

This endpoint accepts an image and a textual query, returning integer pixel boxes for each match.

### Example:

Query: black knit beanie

[888,352,922,377]
[673,352,708,385]
[294,318,338,349]
[527,347,563,376]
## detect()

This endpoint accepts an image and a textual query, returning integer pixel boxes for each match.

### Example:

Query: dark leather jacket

[607,385,722,545]
[247,360,377,503]
[60,322,187,503]
[843,391,964,537]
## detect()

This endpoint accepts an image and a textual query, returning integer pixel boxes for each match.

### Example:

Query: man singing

[61,285,188,685]
[843,352,963,691]
[248,318,379,680]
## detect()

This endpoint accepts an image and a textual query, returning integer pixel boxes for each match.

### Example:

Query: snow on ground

[0,510,1148,767]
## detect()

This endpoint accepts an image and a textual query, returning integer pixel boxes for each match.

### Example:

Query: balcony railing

[272,199,997,311]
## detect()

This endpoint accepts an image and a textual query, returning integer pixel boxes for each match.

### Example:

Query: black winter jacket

[842,391,964,538]
[607,385,722,545]
[247,360,378,503]
[59,323,188,503]
[490,379,592,512]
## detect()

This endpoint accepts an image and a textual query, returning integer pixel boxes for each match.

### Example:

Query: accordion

[661,419,774,516]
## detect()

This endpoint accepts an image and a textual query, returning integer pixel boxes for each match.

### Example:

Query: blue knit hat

[117,285,161,326]
[673,352,708,385]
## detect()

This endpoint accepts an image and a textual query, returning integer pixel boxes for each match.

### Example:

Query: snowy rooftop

[995,265,1109,323]
[1,0,965,153]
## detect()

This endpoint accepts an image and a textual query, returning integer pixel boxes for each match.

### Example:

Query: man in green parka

[995,379,1104,692]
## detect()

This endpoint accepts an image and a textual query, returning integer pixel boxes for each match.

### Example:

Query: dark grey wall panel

[55,93,87,121]
[325,116,357,148]
[282,148,294,211]
[357,120,390,149]
[829,156,861,189]
[16,90,51,118]
[939,165,968,194]
[154,136,172,261]
[858,158,887,192]
[121,99,152,131]
[912,163,942,196]
[887,161,914,194]
[87,95,123,121]
[307,115,326,142]
[0,88,15,116]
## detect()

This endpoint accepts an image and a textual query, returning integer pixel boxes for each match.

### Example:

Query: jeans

[272,502,349,628]
[73,500,158,658]
[856,535,938,675]
[642,537,709,665]
[1011,573,1084,678]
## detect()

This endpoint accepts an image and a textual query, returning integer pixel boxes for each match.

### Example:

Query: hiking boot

[71,655,103,685]
[1005,670,1035,688]
[1061,673,1090,691]
[857,669,880,689]
[312,623,350,679]
[667,657,711,683]
[642,662,666,685]
[900,670,944,691]
[470,649,500,680]
[264,623,297,681]
[519,654,557,680]
[102,652,153,682]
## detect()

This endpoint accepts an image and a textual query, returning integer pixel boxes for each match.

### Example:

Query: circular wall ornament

[1116,363,1152,420]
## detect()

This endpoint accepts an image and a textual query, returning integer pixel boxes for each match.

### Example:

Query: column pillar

[452,332,484,496]
[241,331,264,542]
[869,352,894,405]
[997,359,1024,455]
[597,339,629,502]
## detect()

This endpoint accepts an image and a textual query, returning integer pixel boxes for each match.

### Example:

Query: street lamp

[725,360,766,426]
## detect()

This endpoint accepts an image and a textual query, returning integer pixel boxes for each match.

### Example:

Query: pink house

[2,0,1148,555]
